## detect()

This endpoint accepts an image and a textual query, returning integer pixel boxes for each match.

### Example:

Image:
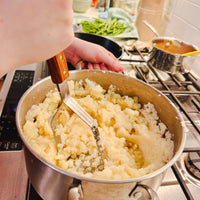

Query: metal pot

[16,70,186,200]
[148,37,198,73]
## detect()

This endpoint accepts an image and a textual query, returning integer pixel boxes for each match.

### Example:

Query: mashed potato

[23,79,174,180]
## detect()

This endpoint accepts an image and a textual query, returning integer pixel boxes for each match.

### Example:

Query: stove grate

[126,47,200,200]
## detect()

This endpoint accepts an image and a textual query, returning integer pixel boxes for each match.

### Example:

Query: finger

[81,61,88,69]
[100,63,108,71]
[105,54,124,72]
[93,63,100,70]
[87,62,93,69]
[95,48,124,72]
[82,65,87,69]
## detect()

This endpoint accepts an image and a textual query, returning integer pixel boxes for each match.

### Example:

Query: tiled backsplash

[164,0,200,48]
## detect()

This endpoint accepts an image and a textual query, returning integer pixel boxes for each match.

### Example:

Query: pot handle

[67,180,160,200]
[67,179,83,200]
[129,183,160,200]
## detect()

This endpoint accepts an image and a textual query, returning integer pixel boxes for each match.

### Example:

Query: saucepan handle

[129,183,160,200]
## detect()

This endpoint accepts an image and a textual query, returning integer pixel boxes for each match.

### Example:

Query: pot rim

[151,36,199,56]
[16,70,186,184]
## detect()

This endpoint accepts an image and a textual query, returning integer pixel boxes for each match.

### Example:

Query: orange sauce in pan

[153,39,196,54]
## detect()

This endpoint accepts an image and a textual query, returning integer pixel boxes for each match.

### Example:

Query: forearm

[0,0,74,78]
[0,39,21,77]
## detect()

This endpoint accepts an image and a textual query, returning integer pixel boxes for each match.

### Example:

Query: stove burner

[185,151,200,180]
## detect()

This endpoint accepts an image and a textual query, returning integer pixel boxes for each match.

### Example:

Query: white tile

[163,0,200,50]
[164,0,179,15]
[165,15,186,39]
[171,0,185,16]
[164,15,200,48]
[188,0,200,6]
[178,0,200,29]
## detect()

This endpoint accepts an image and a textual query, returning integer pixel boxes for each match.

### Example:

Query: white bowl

[73,0,92,13]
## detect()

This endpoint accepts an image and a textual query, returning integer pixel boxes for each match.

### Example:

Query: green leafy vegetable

[80,18,130,36]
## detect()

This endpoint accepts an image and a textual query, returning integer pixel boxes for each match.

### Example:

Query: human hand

[64,38,124,72]
[0,0,74,77]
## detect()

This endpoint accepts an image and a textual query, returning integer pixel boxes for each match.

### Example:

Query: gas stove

[0,45,200,200]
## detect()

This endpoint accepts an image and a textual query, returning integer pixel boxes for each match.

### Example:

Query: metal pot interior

[16,70,186,183]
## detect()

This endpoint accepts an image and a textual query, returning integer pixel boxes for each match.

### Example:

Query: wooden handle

[47,51,69,84]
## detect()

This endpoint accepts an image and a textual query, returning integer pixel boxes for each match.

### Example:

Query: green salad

[80,18,130,36]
